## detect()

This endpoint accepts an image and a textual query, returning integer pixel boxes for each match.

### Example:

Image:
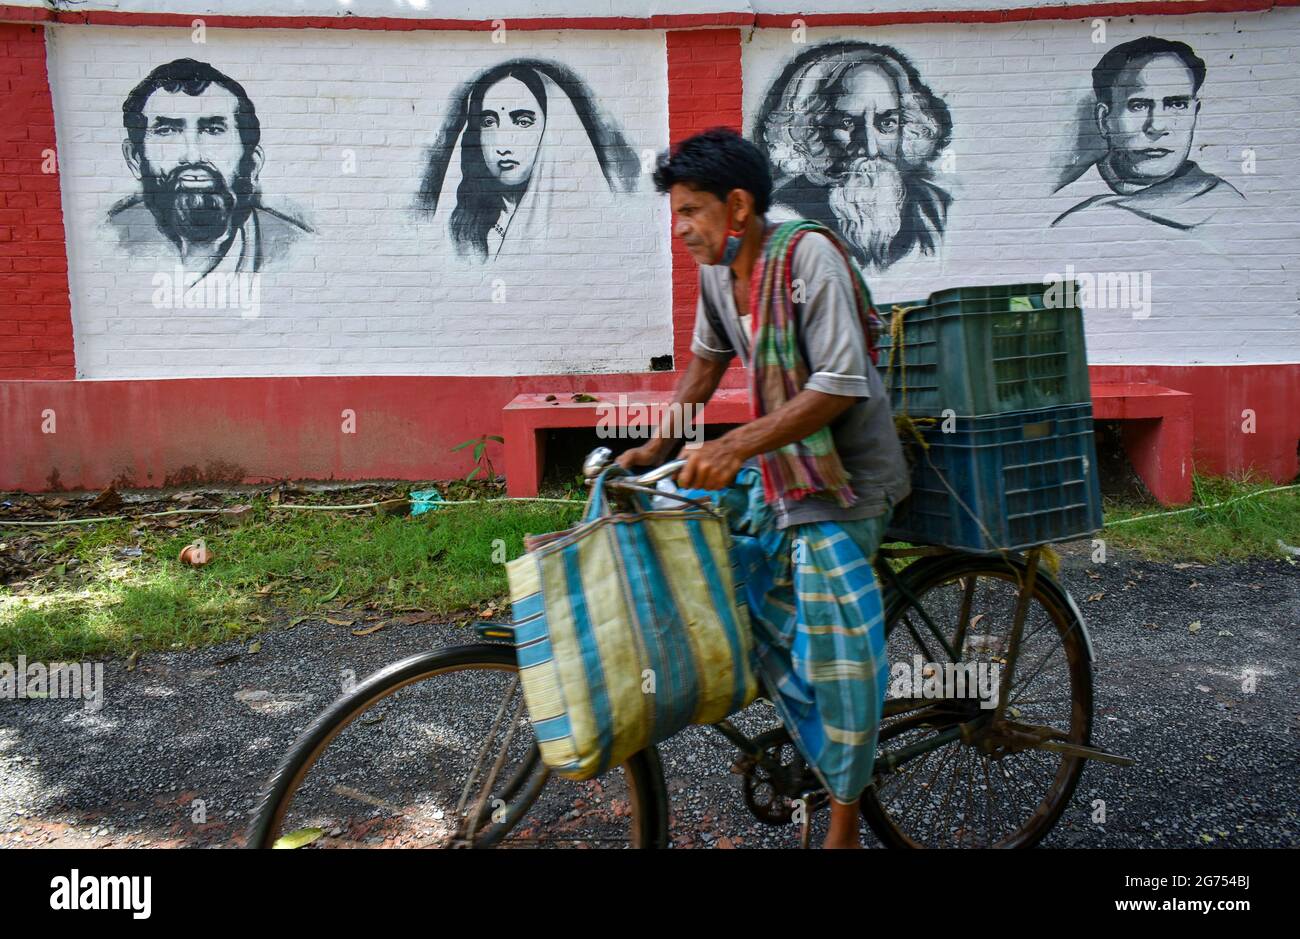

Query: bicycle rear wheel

[246,642,669,848]
[861,554,1093,848]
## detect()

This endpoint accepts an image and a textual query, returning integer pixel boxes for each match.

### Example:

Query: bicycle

[247,447,1133,849]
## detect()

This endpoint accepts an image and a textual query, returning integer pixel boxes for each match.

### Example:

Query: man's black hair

[123,58,260,157]
[652,127,772,214]
[1092,36,1207,105]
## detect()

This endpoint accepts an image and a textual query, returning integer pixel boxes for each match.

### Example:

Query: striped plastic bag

[506,467,757,780]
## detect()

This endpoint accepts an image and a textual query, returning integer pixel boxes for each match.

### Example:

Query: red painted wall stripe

[3,1,1295,31]
[2,365,1294,493]
[0,22,74,381]
[756,0,1300,27]
[666,28,744,371]
[0,372,689,492]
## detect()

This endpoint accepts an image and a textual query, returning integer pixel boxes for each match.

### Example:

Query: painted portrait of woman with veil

[416,59,641,262]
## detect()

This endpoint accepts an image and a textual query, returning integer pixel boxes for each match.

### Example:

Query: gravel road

[2,551,1296,849]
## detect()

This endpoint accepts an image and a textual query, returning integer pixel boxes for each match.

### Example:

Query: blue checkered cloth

[680,467,890,803]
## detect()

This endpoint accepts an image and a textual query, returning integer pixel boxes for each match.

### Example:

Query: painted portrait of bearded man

[753,41,953,272]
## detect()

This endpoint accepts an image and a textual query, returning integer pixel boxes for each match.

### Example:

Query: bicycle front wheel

[861,553,1094,849]
[246,642,669,848]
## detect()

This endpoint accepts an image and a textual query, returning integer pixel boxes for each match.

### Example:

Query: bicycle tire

[246,642,670,848]
[862,553,1094,849]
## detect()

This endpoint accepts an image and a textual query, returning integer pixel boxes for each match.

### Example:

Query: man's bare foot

[823,796,864,849]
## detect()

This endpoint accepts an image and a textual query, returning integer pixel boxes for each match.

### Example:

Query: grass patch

[3,473,1296,661]
[1,498,584,661]
[1102,473,1300,562]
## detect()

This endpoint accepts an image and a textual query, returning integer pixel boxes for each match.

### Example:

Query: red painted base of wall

[1090,364,1298,483]
[0,372,686,492]
[0,363,1295,493]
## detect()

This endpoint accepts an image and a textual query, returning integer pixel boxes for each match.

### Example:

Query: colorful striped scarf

[748,219,882,508]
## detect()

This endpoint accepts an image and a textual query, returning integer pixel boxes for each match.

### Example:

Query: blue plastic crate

[886,403,1103,553]
[874,285,1089,416]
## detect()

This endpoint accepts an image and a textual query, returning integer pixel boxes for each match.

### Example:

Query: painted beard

[141,160,250,247]
[825,156,907,269]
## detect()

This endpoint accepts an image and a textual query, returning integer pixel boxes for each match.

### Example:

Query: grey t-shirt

[690,228,911,530]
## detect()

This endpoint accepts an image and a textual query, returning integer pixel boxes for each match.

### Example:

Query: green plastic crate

[875,283,1090,416]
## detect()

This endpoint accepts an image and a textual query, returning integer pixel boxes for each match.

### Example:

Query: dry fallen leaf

[351,623,387,637]
[125,650,140,671]
[1187,621,1202,633]
[1086,591,1105,602]
[324,617,353,627]
[248,640,262,654]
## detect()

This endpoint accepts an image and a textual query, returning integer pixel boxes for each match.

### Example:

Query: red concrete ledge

[503,388,750,497]
[1092,382,1194,505]
[502,382,1200,503]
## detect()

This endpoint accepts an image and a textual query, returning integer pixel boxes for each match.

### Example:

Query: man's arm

[676,387,855,490]
[616,354,730,470]
[679,232,870,491]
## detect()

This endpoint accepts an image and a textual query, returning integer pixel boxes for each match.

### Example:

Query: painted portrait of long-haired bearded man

[754,41,953,272]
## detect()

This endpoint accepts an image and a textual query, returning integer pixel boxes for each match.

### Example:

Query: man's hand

[616,441,671,472]
[678,438,746,491]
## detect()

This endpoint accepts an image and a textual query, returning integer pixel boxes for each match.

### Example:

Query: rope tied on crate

[885,302,939,455]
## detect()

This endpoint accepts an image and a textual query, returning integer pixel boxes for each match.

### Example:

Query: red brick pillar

[0,22,74,380]
[665,28,743,373]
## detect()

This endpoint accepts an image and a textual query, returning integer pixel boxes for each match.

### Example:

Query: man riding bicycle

[617,128,911,848]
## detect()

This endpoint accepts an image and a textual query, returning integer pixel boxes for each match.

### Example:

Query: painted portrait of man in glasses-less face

[1051,37,1245,230]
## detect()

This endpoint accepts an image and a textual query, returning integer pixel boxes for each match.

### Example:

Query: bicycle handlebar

[582,446,688,488]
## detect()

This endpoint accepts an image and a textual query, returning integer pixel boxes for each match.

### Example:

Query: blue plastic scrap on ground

[410,488,445,516]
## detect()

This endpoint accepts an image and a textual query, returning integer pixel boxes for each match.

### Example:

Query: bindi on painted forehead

[142,85,240,125]
[481,77,541,118]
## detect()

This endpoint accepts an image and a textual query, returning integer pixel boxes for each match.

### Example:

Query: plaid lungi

[680,467,890,803]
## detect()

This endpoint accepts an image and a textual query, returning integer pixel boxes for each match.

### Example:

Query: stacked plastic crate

[875,283,1103,553]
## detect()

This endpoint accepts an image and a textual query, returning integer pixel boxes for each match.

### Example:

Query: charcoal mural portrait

[416,59,640,262]
[106,59,311,284]
[753,41,953,272]
[1051,37,1245,230]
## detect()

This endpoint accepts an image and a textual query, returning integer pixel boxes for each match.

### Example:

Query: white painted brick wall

[41,9,1300,378]
[48,25,673,378]
[745,10,1300,366]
